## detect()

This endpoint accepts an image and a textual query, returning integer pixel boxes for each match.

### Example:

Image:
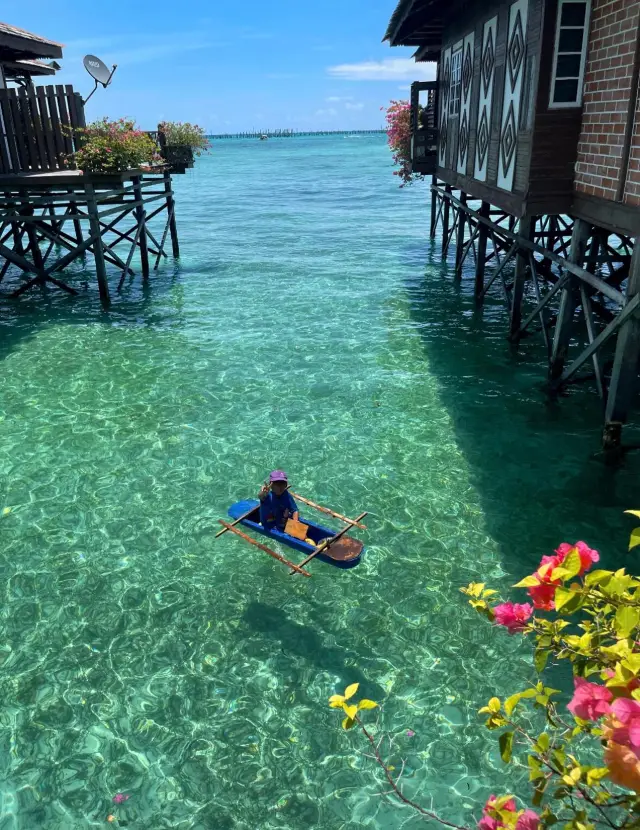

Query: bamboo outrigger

[216,489,368,577]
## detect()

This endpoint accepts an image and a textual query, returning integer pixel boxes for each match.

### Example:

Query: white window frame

[549,0,591,109]
[449,46,463,117]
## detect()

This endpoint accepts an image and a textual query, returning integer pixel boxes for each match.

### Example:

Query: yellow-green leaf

[562,548,583,579]
[342,716,356,730]
[586,767,609,786]
[357,699,378,710]
[624,510,640,519]
[536,732,550,753]
[554,586,576,611]
[629,528,640,551]
[615,605,640,639]
[329,695,345,708]
[513,575,540,588]
[488,697,501,713]
[499,730,514,763]
[344,683,359,701]
[504,693,522,717]
[342,704,357,720]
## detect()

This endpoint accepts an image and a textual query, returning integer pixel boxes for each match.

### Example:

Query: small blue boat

[227,499,364,569]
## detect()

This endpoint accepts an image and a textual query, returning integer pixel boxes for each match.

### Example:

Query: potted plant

[67,117,159,175]
[157,122,209,172]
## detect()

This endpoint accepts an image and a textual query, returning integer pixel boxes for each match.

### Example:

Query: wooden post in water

[603,237,640,453]
[454,191,467,276]
[509,215,534,337]
[132,176,150,279]
[475,202,490,299]
[84,181,110,305]
[441,185,451,259]
[548,218,591,381]
[429,174,438,238]
[163,169,179,258]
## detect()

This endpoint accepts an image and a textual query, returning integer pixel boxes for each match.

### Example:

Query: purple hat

[269,470,288,483]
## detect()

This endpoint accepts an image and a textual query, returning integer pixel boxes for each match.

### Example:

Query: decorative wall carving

[457,32,475,175]
[497,0,528,191]
[439,47,452,167]
[474,15,497,182]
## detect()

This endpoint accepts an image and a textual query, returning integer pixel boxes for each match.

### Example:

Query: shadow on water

[402,239,640,575]
[0,262,188,363]
[242,601,386,701]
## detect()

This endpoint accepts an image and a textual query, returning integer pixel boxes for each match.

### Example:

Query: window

[449,47,462,116]
[549,0,591,107]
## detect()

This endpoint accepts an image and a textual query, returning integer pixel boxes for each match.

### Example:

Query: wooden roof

[384,0,479,60]
[3,59,58,79]
[0,22,63,62]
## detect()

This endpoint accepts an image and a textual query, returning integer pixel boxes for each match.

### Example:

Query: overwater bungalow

[385,0,640,450]
[0,21,180,305]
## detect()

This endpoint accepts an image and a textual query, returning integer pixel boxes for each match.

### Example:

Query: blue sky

[17,0,435,132]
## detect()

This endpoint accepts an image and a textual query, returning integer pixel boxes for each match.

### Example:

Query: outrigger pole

[217,521,311,577]
[289,512,368,575]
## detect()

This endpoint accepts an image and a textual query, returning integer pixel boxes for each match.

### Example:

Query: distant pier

[210,129,386,139]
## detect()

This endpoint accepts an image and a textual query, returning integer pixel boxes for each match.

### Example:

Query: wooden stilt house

[385,1,640,450]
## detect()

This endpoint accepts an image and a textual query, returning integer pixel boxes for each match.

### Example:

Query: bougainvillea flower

[493,602,533,634]
[527,580,557,611]
[604,741,640,792]
[607,698,640,757]
[477,795,517,830]
[554,541,599,575]
[515,810,541,830]
[567,677,612,721]
[604,669,640,698]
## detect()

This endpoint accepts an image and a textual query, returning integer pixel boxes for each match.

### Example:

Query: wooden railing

[410,80,438,175]
[0,84,86,175]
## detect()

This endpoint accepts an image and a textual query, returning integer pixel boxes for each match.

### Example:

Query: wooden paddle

[290,492,367,529]
[218,521,311,577]
[289,512,368,575]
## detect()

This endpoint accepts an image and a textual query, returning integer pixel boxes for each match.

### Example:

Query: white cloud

[315,107,338,117]
[327,58,436,81]
[345,102,364,110]
[326,95,353,102]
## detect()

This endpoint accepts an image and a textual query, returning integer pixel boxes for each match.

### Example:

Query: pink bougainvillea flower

[515,810,541,830]
[527,580,557,611]
[606,698,640,757]
[604,669,640,698]
[604,741,640,792]
[406,729,415,737]
[112,793,130,804]
[554,541,599,575]
[478,814,500,830]
[493,602,533,634]
[567,677,612,721]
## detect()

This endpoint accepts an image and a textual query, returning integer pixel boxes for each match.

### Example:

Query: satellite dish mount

[82,55,117,105]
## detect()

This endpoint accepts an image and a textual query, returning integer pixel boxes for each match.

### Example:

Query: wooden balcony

[410,80,438,175]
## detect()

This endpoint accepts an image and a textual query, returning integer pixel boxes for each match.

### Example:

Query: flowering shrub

[68,117,158,173]
[383,100,421,187]
[328,515,640,829]
[158,121,209,155]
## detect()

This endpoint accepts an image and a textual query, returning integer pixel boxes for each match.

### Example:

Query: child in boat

[258,470,299,531]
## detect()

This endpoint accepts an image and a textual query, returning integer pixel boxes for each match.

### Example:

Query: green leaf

[488,697,501,713]
[356,699,378,710]
[615,605,640,639]
[585,569,613,587]
[499,731,514,763]
[629,528,640,551]
[536,732,550,753]
[554,586,576,611]
[341,716,356,730]
[534,648,549,673]
[562,548,583,579]
[624,510,640,519]
[532,779,547,807]
[342,704,357,720]
[586,767,609,786]
[513,575,541,588]
[504,693,522,717]
[344,683,359,701]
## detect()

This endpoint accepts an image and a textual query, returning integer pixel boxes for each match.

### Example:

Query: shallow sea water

[0,135,639,829]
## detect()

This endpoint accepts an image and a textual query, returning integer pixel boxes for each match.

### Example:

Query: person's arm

[288,493,299,522]
[258,482,270,501]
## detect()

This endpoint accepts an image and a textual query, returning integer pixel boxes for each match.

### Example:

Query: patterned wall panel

[497,0,528,191]
[457,32,475,176]
[438,46,452,168]
[474,15,497,182]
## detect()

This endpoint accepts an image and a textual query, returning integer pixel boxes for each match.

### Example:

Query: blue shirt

[259,491,298,529]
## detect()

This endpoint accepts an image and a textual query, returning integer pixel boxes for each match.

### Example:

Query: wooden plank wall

[0,85,86,175]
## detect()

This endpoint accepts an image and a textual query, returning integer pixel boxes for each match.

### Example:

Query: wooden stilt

[441,185,451,259]
[84,182,110,306]
[429,174,438,239]
[603,237,640,451]
[163,169,180,258]
[132,176,150,279]
[509,215,534,337]
[454,191,468,277]
[548,218,591,381]
[475,202,490,299]
[68,188,83,245]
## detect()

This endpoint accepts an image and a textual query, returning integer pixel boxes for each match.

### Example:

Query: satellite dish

[81,54,117,104]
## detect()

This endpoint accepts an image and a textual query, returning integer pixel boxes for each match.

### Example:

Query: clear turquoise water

[1,135,639,829]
